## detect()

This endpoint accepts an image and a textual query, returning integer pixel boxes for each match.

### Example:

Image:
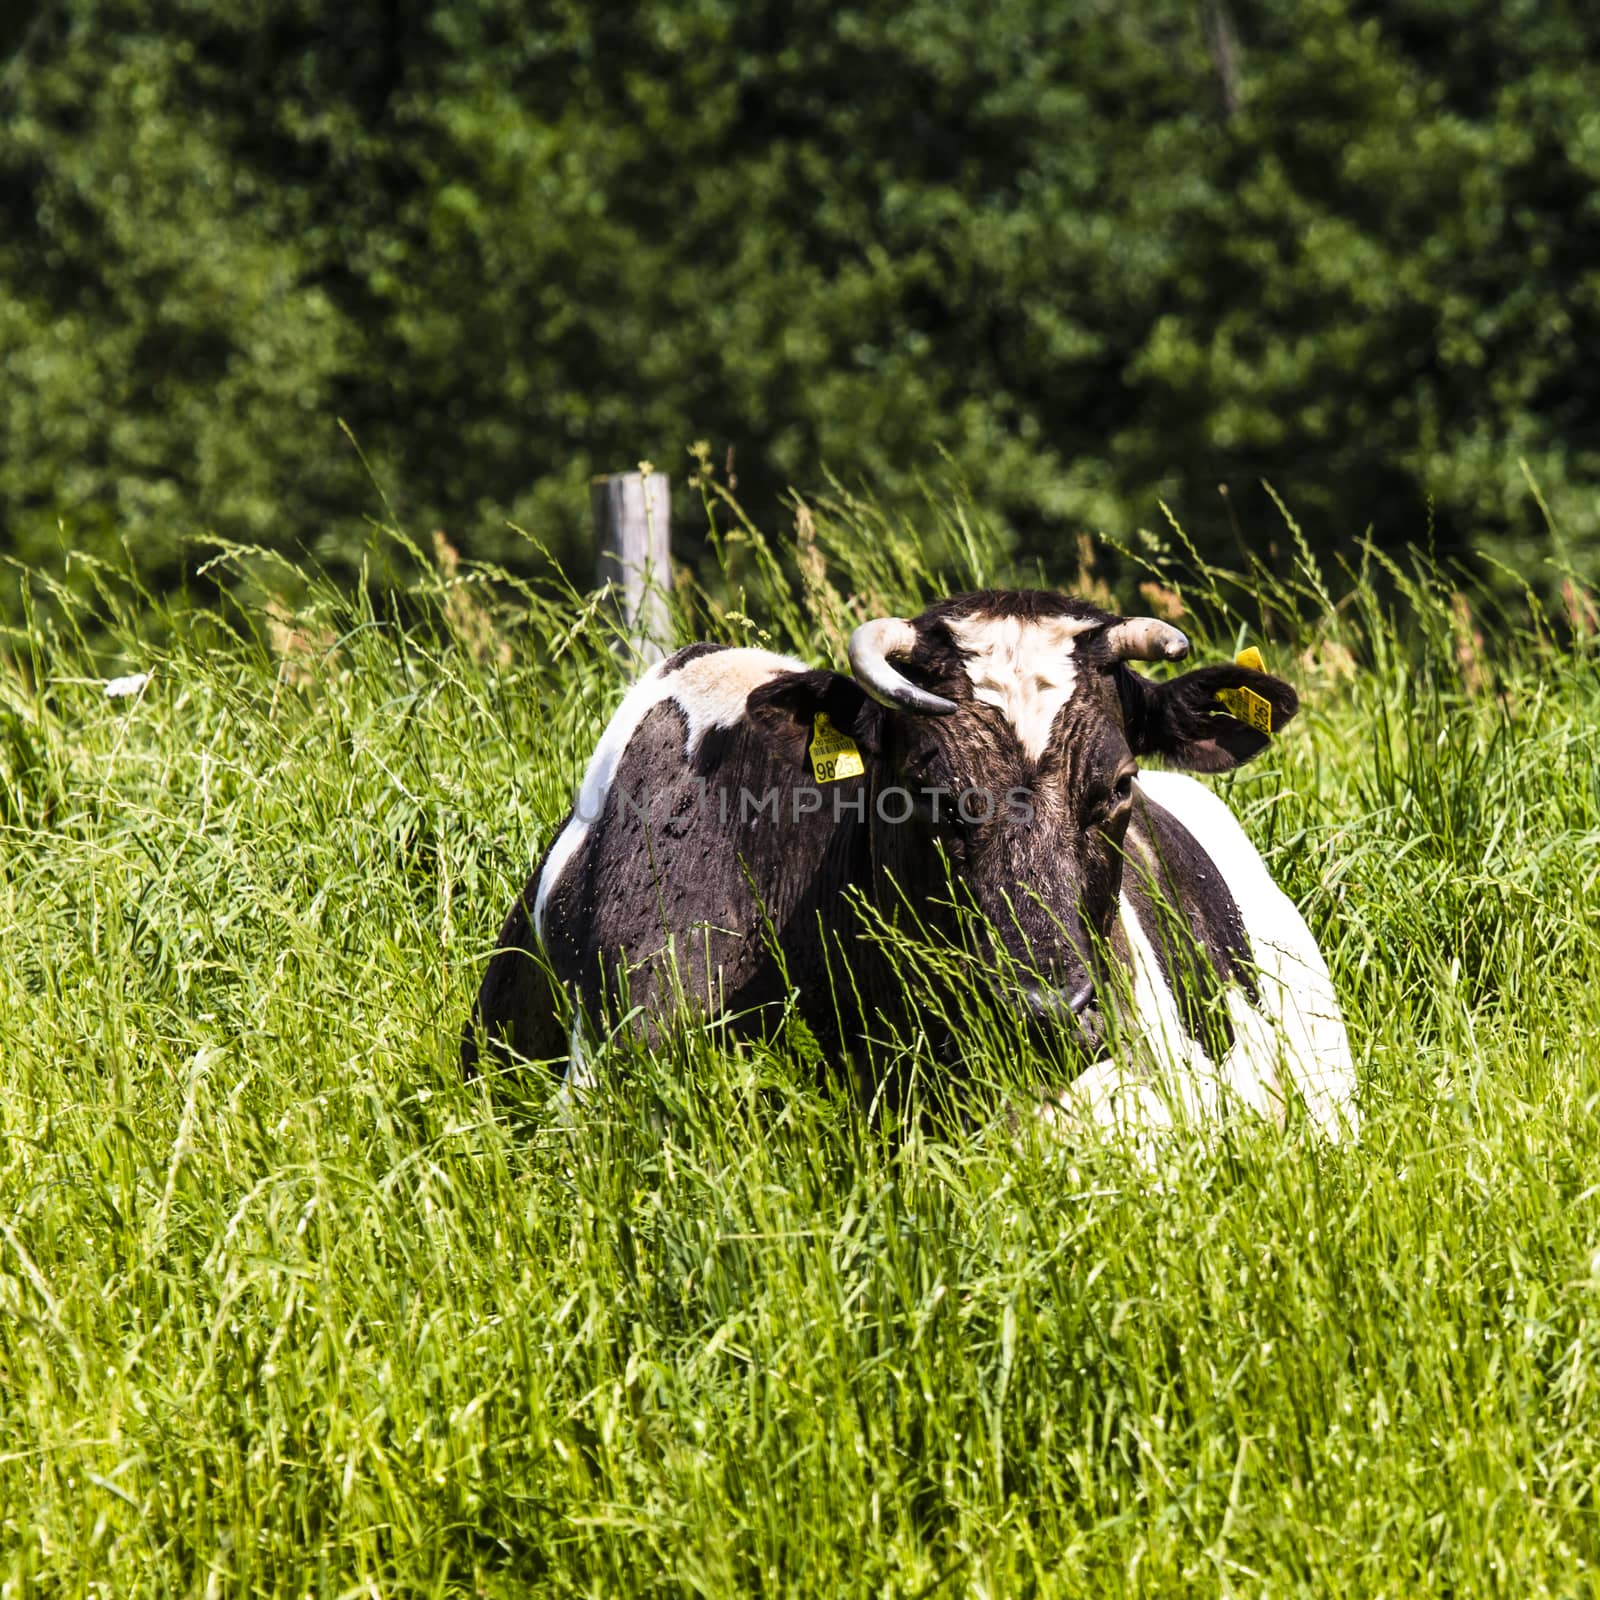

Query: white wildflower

[103,672,151,699]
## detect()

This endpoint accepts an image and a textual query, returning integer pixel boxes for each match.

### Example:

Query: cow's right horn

[848,618,957,715]
[1103,617,1191,662]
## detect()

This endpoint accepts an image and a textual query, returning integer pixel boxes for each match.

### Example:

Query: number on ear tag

[808,713,864,783]
[1218,644,1272,732]
[1215,683,1273,734]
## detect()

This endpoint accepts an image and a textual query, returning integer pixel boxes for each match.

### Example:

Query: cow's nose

[1020,977,1097,1020]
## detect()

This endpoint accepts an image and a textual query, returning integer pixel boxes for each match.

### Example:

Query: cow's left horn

[848,618,957,715]
[1103,618,1191,662]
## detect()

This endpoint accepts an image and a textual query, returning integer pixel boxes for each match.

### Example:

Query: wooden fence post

[592,468,671,664]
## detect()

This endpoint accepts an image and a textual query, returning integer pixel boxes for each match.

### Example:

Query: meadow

[2,493,1598,1596]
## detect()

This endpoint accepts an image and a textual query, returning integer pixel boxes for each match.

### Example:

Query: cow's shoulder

[1113,771,1259,1054]
[1124,773,1256,948]
[1130,770,1279,909]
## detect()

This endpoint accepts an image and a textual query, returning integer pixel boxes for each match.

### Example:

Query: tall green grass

[2,494,1599,1595]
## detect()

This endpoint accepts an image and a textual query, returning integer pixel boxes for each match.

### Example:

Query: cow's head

[746,590,1297,1030]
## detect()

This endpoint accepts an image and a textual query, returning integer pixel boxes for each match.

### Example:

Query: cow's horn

[848,618,957,715]
[1103,617,1190,662]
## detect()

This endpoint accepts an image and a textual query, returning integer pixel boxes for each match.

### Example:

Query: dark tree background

[2,0,1596,590]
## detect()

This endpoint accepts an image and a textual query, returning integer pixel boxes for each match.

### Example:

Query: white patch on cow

[532,646,808,944]
[1078,898,1233,1122]
[669,646,810,754]
[946,614,1099,762]
[554,1015,596,1117]
[1132,769,1359,1138]
[1041,1061,1176,1143]
[1047,906,1275,1157]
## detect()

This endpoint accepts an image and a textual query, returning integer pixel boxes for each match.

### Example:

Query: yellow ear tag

[809,712,864,783]
[1215,646,1274,734]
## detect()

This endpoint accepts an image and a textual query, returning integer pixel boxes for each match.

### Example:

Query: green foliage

[2,0,1599,590]
[4,498,1600,1588]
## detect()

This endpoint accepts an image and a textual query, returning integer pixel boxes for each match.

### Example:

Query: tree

[1,0,1596,598]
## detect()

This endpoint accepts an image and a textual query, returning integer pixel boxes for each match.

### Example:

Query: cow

[463,590,1357,1138]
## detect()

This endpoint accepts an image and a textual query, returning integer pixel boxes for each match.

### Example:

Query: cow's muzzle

[1021,977,1096,1018]
[1020,976,1103,1053]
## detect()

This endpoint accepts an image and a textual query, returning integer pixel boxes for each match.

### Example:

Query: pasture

[2,497,1598,1595]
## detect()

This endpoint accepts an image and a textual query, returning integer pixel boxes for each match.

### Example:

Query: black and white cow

[464,591,1356,1136]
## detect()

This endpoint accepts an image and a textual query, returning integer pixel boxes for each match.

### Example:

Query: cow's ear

[1118,663,1299,772]
[745,670,880,767]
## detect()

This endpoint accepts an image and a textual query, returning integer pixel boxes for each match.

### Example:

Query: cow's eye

[1093,766,1137,828]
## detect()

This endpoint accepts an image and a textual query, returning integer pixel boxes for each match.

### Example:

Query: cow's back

[466,645,874,1074]
[540,700,869,1036]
